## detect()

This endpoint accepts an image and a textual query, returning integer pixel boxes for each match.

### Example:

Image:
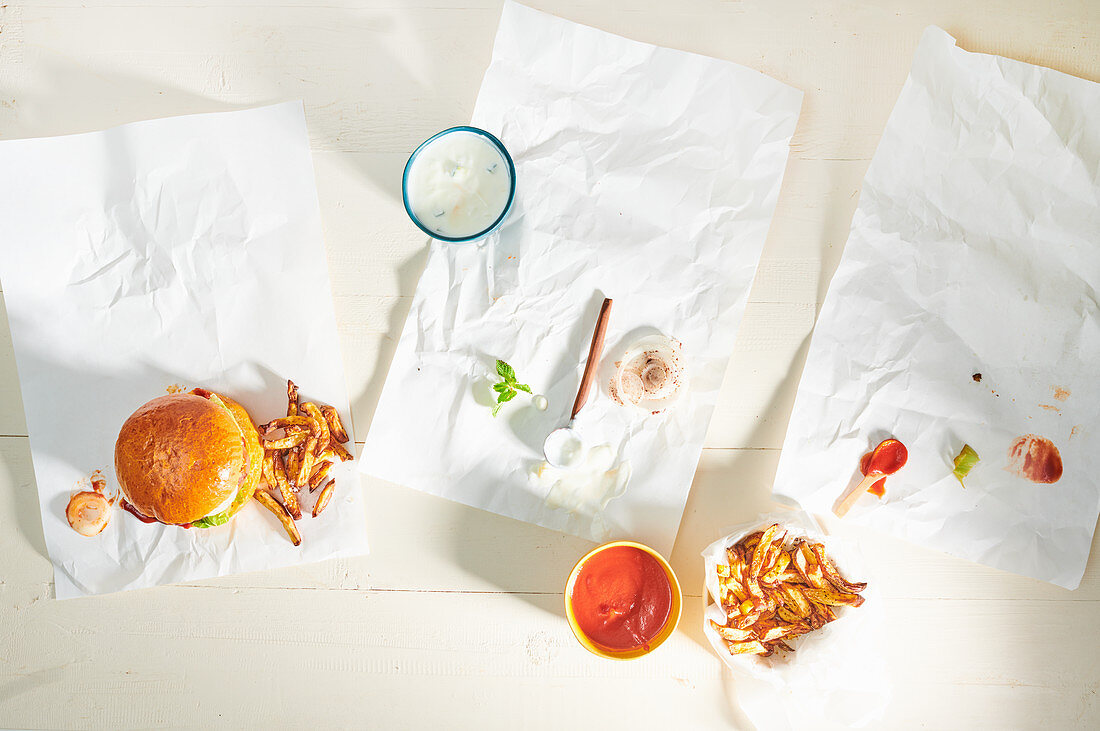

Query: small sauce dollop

[569,546,672,652]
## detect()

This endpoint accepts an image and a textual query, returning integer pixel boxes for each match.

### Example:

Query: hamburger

[114,388,264,528]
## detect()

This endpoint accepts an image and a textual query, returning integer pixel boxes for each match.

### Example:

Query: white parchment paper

[702,511,888,729]
[774,28,1100,589]
[360,2,802,555]
[0,102,367,598]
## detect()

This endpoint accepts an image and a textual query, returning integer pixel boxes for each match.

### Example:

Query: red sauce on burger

[120,498,192,528]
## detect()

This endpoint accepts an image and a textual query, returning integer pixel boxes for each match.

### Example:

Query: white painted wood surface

[1,1,1098,728]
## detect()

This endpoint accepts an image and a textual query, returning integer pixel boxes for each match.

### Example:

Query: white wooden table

[1,1,1098,728]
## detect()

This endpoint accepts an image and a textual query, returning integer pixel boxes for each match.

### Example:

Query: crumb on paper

[1071,425,1080,440]
[972,373,982,382]
[1038,404,1061,412]
[1052,386,1070,402]
[166,383,186,394]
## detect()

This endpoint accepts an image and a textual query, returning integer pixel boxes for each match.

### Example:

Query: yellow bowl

[564,540,683,660]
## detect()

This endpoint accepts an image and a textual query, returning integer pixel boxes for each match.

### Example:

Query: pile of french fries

[252,380,352,545]
[710,524,866,657]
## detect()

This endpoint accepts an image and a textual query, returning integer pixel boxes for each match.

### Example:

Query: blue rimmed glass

[401,126,517,244]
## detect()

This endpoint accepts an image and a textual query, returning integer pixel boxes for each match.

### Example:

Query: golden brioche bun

[114,390,261,525]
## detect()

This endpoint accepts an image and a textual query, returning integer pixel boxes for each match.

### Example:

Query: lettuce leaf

[190,483,253,529]
[952,444,980,487]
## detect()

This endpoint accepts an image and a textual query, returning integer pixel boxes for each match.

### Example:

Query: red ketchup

[569,546,672,652]
[121,499,191,529]
[859,439,908,498]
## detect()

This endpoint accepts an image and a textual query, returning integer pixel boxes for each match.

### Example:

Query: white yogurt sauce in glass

[405,131,511,239]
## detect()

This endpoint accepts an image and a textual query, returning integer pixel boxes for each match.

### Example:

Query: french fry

[759,624,800,642]
[722,577,748,603]
[253,489,302,546]
[312,478,335,517]
[776,606,802,624]
[287,379,299,417]
[271,452,301,520]
[735,611,761,630]
[809,543,867,594]
[781,584,813,618]
[297,436,319,486]
[320,404,349,444]
[726,640,768,656]
[262,432,307,450]
[301,402,330,455]
[286,447,301,489]
[741,532,763,553]
[261,415,314,433]
[750,525,785,580]
[329,440,353,462]
[770,570,803,585]
[309,461,333,493]
[760,551,792,586]
[802,586,865,608]
[261,450,278,489]
[710,620,755,642]
[792,541,828,589]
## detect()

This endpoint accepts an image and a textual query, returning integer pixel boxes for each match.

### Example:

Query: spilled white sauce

[532,444,631,517]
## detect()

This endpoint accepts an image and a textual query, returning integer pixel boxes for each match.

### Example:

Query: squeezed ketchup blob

[858,439,908,497]
[569,546,672,652]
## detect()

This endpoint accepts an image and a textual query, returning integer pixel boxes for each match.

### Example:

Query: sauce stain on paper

[1007,435,1063,484]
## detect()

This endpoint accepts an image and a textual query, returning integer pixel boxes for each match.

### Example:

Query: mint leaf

[514,383,532,394]
[492,382,510,393]
[497,389,517,403]
[496,360,516,382]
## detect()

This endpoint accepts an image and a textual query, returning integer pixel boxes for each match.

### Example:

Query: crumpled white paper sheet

[773,27,1100,589]
[0,102,367,598]
[360,2,802,555]
[702,511,889,730]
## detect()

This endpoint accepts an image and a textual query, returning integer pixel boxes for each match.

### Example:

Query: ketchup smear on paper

[569,546,672,652]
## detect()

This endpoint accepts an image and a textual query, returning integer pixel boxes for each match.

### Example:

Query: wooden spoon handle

[833,473,882,518]
[571,298,613,420]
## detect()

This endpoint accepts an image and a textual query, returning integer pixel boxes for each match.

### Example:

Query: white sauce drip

[532,445,631,520]
[406,131,511,239]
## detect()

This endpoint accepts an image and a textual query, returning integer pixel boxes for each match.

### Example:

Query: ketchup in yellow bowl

[565,542,682,659]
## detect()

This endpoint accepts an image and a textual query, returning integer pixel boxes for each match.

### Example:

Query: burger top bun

[114,391,261,525]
